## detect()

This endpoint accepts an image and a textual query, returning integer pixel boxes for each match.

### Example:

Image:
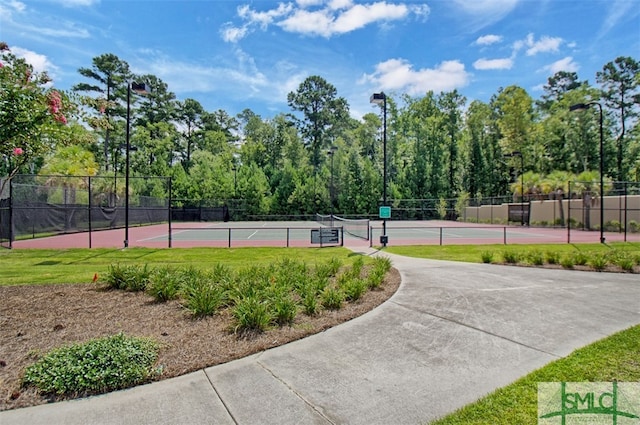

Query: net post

[504,227,507,245]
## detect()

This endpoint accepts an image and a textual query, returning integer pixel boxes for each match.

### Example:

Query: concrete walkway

[2,249,639,425]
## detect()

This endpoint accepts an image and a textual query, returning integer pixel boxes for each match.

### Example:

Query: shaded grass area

[0,247,358,286]
[430,325,640,425]
[385,242,640,264]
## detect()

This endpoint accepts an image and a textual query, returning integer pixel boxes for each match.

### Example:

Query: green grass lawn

[385,242,640,263]
[0,247,357,285]
[430,324,640,425]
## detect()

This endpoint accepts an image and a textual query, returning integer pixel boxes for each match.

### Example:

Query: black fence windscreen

[7,174,170,242]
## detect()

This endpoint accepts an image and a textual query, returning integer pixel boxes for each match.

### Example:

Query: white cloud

[363,58,470,95]
[11,46,57,75]
[451,0,519,31]
[47,0,99,6]
[223,1,429,41]
[514,33,563,56]
[475,34,503,46]
[7,0,25,12]
[220,24,248,43]
[600,0,640,38]
[473,57,513,70]
[543,56,579,74]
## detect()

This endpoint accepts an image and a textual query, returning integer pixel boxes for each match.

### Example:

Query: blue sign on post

[379,206,391,219]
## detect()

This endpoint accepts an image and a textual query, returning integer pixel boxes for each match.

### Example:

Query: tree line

[1,42,639,218]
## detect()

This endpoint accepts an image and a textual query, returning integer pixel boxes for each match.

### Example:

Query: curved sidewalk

[2,249,640,425]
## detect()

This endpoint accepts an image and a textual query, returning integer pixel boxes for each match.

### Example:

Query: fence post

[9,177,13,249]
[168,177,172,248]
[504,227,507,245]
[439,227,443,246]
[228,228,231,248]
[286,227,290,248]
[88,176,92,249]
[567,181,571,243]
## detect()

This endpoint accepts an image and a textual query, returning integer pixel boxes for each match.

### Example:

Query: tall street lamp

[124,81,149,248]
[505,151,525,226]
[327,146,338,226]
[370,92,387,247]
[570,101,605,244]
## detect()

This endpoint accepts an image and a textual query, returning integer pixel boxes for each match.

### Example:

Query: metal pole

[382,93,387,247]
[124,83,131,248]
[597,103,605,243]
[88,176,92,249]
[168,177,172,248]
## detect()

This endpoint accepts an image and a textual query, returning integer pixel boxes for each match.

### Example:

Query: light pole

[570,101,605,244]
[124,81,149,248]
[370,92,387,247]
[327,146,337,226]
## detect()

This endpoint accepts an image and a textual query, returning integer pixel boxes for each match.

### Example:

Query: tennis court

[9,218,638,249]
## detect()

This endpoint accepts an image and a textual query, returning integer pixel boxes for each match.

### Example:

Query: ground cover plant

[0,248,399,411]
[431,324,640,425]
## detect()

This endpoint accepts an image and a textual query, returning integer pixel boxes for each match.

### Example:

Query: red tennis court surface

[9,220,639,250]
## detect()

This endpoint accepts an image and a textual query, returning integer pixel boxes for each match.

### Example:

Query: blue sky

[1,0,639,119]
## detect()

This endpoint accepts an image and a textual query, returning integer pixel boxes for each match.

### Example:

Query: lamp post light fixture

[124,81,150,248]
[327,146,338,227]
[570,101,605,244]
[370,92,388,247]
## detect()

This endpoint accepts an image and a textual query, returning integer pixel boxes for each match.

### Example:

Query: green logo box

[538,382,640,424]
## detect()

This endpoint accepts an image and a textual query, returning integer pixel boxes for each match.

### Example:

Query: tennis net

[315,214,370,240]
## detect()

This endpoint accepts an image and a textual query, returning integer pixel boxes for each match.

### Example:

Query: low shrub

[146,266,182,302]
[527,250,544,266]
[233,296,271,333]
[270,294,297,325]
[301,290,319,316]
[571,251,589,266]
[181,270,226,318]
[545,251,561,265]
[23,333,159,397]
[366,268,386,290]
[480,251,494,264]
[560,255,574,269]
[321,287,344,310]
[502,251,521,264]
[589,253,608,272]
[341,278,368,302]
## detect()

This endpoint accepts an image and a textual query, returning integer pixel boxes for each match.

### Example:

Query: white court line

[247,230,259,239]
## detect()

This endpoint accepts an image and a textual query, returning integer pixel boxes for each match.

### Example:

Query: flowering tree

[0,41,73,195]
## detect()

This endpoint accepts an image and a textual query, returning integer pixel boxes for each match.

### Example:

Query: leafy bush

[181,270,226,318]
[146,266,182,302]
[346,256,365,279]
[628,220,639,233]
[341,278,367,302]
[480,251,494,264]
[589,253,608,272]
[233,296,271,333]
[366,268,386,290]
[301,289,319,316]
[270,294,297,325]
[321,287,344,310]
[545,251,561,265]
[105,264,150,291]
[527,250,544,266]
[571,251,589,266]
[560,255,574,269]
[502,251,520,264]
[23,333,159,396]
